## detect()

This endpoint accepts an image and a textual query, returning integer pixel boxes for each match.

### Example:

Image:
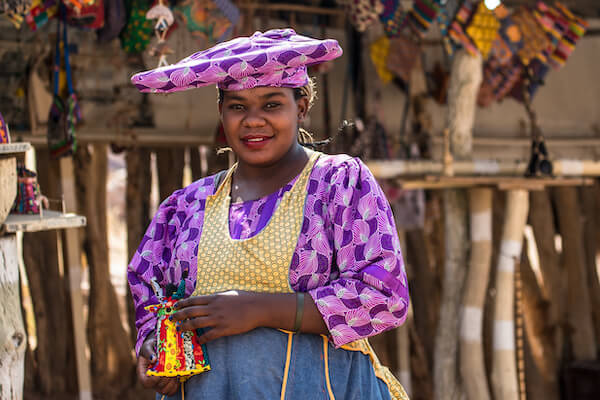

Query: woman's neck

[232,144,312,201]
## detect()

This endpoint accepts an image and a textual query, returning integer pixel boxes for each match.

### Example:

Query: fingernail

[176,326,180,331]
[168,316,173,321]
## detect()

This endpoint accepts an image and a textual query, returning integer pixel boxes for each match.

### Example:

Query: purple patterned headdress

[131,28,343,93]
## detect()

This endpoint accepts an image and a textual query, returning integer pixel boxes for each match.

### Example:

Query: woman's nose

[242,109,267,127]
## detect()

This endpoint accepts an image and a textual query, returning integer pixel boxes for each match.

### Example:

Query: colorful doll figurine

[145,278,211,380]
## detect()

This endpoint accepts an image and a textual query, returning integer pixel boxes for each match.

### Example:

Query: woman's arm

[171,290,328,344]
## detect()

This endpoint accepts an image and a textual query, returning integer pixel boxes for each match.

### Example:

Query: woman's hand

[136,335,179,396]
[171,290,265,344]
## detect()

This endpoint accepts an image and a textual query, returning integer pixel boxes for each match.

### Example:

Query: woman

[128,29,410,400]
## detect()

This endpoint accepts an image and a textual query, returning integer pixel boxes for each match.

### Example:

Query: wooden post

[460,188,493,400]
[491,189,529,400]
[580,185,600,345]
[434,49,482,400]
[552,187,597,360]
[0,235,27,400]
[59,156,93,400]
[155,148,184,203]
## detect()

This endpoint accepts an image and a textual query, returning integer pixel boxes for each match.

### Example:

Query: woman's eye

[229,104,245,110]
[265,102,281,109]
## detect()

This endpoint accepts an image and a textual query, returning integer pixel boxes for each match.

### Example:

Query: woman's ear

[297,96,309,122]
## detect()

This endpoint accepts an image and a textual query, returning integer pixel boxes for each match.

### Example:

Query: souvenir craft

[24,0,58,31]
[0,112,10,144]
[47,4,80,159]
[370,36,393,84]
[11,163,48,215]
[512,7,549,66]
[464,1,502,58]
[66,0,105,29]
[337,0,383,33]
[404,0,442,39]
[97,0,126,42]
[145,278,211,379]
[120,0,154,54]
[385,35,420,84]
[378,0,404,37]
[146,0,175,67]
[175,0,240,44]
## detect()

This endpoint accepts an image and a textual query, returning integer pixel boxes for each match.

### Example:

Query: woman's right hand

[137,335,179,396]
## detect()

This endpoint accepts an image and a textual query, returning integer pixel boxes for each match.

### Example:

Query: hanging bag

[47,4,80,159]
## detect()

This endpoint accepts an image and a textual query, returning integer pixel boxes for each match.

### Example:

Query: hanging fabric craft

[449,0,506,58]
[1,0,33,27]
[370,35,393,84]
[0,112,10,144]
[385,35,420,85]
[47,4,80,159]
[97,0,126,42]
[337,0,383,33]
[66,0,105,29]
[145,278,211,380]
[511,7,550,66]
[378,0,404,37]
[404,0,442,39]
[24,0,58,31]
[175,0,240,44]
[120,0,154,54]
[146,0,175,68]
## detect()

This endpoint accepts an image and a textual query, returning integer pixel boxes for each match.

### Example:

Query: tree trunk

[528,190,564,353]
[552,187,597,360]
[75,145,134,396]
[0,235,27,400]
[520,246,559,398]
[434,49,482,400]
[580,184,600,345]
[125,148,152,348]
[460,188,493,400]
[490,190,529,400]
[155,148,184,203]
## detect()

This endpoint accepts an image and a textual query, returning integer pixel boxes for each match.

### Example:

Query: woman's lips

[241,135,273,149]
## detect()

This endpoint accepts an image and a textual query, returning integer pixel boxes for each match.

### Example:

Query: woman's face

[219,87,308,167]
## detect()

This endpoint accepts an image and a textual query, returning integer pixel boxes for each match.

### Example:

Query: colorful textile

[465,1,501,58]
[370,36,393,84]
[512,7,549,66]
[128,154,409,355]
[131,28,343,93]
[24,0,58,31]
[378,0,404,37]
[66,0,105,29]
[478,56,523,106]
[11,164,42,214]
[385,35,420,84]
[337,0,383,33]
[120,0,154,54]
[175,0,240,44]
[404,0,442,39]
[0,112,9,144]
[145,280,210,379]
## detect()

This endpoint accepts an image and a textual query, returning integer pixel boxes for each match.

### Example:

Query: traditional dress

[128,152,410,399]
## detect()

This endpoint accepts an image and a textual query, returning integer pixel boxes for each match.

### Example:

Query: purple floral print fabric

[128,154,409,356]
[130,28,343,93]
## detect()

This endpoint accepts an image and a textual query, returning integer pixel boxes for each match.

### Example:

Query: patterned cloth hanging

[337,0,383,33]
[378,0,404,37]
[385,35,420,84]
[512,7,550,66]
[120,0,155,54]
[370,35,393,84]
[24,0,58,31]
[404,0,442,39]
[449,0,506,58]
[174,0,240,44]
[11,163,45,215]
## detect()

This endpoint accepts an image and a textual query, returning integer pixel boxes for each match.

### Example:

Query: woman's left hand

[171,290,265,344]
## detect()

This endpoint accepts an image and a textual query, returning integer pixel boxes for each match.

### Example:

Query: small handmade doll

[146,278,210,379]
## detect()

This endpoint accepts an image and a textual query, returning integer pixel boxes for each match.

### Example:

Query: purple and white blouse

[128,153,410,355]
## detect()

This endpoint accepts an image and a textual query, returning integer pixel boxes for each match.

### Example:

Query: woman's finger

[174,295,214,310]
[170,305,211,321]
[140,337,157,362]
[196,327,223,345]
[160,378,180,396]
[177,316,217,332]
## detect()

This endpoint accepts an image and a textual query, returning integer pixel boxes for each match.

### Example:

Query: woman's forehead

[222,86,294,100]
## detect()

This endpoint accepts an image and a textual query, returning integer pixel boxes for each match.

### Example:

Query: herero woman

[128,28,410,399]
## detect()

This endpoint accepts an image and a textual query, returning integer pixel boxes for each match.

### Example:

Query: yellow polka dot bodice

[193,152,320,296]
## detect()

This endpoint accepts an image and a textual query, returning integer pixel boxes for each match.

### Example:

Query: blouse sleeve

[308,157,410,347]
[127,191,182,357]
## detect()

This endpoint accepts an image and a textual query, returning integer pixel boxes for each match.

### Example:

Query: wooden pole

[434,49,482,400]
[0,234,27,400]
[460,188,493,400]
[552,187,597,360]
[580,184,600,345]
[491,189,529,400]
[58,156,93,400]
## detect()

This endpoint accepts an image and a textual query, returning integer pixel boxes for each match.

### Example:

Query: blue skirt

[160,327,391,400]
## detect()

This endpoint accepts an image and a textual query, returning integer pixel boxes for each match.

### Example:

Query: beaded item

[11,164,43,215]
[378,0,404,38]
[404,0,442,39]
[0,112,10,144]
[145,279,211,380]
[370,36,393,84]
